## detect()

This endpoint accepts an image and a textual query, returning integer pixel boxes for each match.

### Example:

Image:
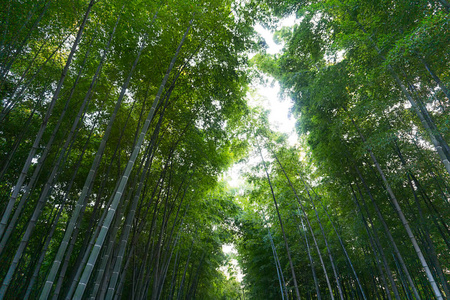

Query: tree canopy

[0,0,449,299]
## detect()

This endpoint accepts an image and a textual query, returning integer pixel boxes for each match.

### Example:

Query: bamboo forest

[1,0,450,299]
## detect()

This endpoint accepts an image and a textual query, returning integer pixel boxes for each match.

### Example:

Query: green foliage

[1,0,449,299]
[240,0,450,298]
[0,0,259,298]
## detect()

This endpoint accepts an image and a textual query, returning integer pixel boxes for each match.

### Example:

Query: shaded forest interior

[0,0,449,299]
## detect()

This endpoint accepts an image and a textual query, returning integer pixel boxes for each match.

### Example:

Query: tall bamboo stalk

[0,1,96,255]
[350,116,443,299]
[73,18,193,299]
[271,149,339,300]
[257,142,301,300]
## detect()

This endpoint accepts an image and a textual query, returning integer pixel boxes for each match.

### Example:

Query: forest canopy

[0,0,449,299]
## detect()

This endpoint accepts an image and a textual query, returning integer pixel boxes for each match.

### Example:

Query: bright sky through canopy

[252,18,298,145]
[225,18,298,189]
[221,18,298,277]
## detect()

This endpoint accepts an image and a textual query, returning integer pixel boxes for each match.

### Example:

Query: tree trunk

[298,219,321,300]
[418,56,450,101]
[0,31,73,123]
[257,142,301,300]
[304,179,367,300]
[263,210,289,300]
[354,164,422,299]
[176,233,195,300]
[0,1,95,258]
[72,17,193,299]
[350,117,443,299]
[40,11,153,299]
[105,120,163,299]
[24,111,97,299]
[350,10,450,177]
[271,149,339,300]
[0,1,51,83]
[393,141,450,297]
[0,86,44,181]
[350,182,398,300]
[0,31,96,295]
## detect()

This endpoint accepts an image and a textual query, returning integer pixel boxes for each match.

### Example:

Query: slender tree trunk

[0,24,93,243]
[354,164,422,299]
[0,38,48,121]
[412,173,450,249]
[134,173,166,299]
[0,83,45,181]
[0,1,95,251]
[0,0,11,58]
[155,181,192,300]
[393,141,450,297]
[298,219,321,300]
[393,253,414,300]
[168,251,180,300]
[0,31,96,292]
[105,127,161,298]
[0,90,68,249]
[176,234,195,300]
[304,179,368,300]
[263,210,289,300]
[89,191,128,300]
[40,12,153,300]
[24,111,98,299]
[270,232,287,300]
[147,91,188,300]
[361,246,382,300]
[0,1,51,82]
[73,18,193,299]
[23,205,64,300]
[348,11,450,177]
[257,142,301,300]
[0,2,37,66]
[418,56,450,100]
[271,150,338,300]
[350,117,443,299]
[159,173,194,288]
[186,254,205,300]
[113,245,134,300]
[63,170,126,300]
[0,31,73,123]
[303,181,346,300]
[150,175,173,300]
[407,79,450,157]
[350,183,397,300]
[355,180,403,299]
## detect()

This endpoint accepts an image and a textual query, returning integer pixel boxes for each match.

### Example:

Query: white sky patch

[252,19,298,146]
[250,80,297,146]
[223,244,235,253]
[222,17,299,283]
[225,160,246,188]
[224,20,298,189]
[254,24,283,55]
[253,14,298,53]
[225,19,299,187]
[220,244,243,282]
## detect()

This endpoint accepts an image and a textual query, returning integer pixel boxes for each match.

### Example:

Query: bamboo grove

[0,0,256,298]
[236,0,450,299]
[1,0,450,299]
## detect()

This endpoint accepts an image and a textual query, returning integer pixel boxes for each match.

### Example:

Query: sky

[221,17,298,282]
[252,20,297,142]
[225,17,297,189]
